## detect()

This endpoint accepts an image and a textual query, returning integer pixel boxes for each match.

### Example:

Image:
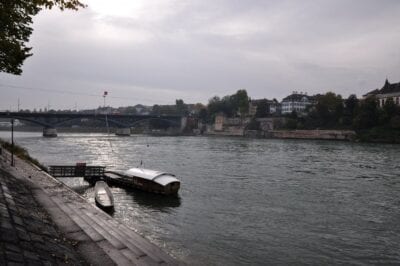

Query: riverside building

[363,79,400,107]
[281,92,313,114]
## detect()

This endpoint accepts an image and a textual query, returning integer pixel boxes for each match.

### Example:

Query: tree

[198,108,208,123]
[0,0,85,75]
[303,92,343,128]
[175,99,188,115]
[353,96,380,130]
[232,89,249,116]
[342,94,359,126]
[255,99,268,118]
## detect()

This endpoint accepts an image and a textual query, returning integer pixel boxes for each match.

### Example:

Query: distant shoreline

[1,127,398,144]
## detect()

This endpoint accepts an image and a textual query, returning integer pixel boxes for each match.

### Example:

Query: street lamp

[11,118,15,167]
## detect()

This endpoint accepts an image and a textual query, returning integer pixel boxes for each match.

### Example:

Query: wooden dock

[49,164,105,178]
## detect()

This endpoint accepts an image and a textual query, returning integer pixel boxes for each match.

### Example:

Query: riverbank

[267,129,356,141]
[205,129,356,141]
[0,147,179,265]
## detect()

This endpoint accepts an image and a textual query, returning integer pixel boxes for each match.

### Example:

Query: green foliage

[255,99,268,118]
[232,89,249,116]
[175,99,188,116]
[356,128,400,143]
[283,111,299,129]
[150,99,189,116]
[341,94,359,127]
[302,92,343,129]
[390,115,400,129]
[353,96,380,130]
[198,108,208,123]
[206,89,250,119]
[0,0,85,75]
[151,104,176,116]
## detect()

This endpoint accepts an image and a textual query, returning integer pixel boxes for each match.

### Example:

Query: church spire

[384,78,390,88]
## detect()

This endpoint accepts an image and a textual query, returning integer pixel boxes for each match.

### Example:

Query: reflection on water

[1,132,400,265]
[119,188,182,210]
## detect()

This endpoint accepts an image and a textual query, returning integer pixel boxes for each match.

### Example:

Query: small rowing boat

[94,181,114,210]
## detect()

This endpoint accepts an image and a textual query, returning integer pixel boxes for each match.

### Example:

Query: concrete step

[83,210,160,266]
[107,218,177,265]
[51,197,133,265]
[72,201,176,265]
[83,210,146,255]
[51,197,105,242]
[67,203,127,250]
[46,193,177,265]
[66,201,166,265]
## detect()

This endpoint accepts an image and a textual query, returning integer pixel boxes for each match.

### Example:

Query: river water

[1,131,400,265]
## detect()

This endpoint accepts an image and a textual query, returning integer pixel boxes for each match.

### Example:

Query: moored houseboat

[105,168,180,195]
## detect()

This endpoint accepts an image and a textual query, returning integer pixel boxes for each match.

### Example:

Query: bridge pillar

[115,127,131,136]
[43,127,58,137]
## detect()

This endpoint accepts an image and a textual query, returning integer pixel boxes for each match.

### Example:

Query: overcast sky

[1,0,400,110]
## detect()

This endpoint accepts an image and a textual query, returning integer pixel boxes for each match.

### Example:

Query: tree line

[284,92,400,142]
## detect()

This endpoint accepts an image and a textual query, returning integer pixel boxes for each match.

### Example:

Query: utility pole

[17,98,20,112]
[103,91,110,135]
[11,119,15,167]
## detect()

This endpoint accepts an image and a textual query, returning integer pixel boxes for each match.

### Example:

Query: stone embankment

[267,130,356,141]
[0,149,180,265]
[207,128,356,141]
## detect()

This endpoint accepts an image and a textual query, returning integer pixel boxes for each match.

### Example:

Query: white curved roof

[124,168,180,186]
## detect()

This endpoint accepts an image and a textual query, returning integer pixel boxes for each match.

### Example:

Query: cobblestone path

[0,169,87,265]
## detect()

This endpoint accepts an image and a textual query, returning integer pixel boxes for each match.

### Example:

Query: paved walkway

[0,168,87,265]
[0,150,179,265]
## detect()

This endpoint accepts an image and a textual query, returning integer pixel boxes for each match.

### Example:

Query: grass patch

[0,138,48,171]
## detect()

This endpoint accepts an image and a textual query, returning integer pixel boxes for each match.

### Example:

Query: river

[1,131,399,265]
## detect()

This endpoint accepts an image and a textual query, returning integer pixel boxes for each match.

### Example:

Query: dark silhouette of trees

[175,99,188,115]
[302,92,343,129]
[353,96,380,130]
[206,89,250,119]
[255,99,268,118]
[342,94,359,127]
[282,92,399,143]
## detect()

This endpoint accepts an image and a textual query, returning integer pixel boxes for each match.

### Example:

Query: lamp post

[11,118,15,167]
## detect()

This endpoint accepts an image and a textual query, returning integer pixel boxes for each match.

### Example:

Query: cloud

[1,0,400,110]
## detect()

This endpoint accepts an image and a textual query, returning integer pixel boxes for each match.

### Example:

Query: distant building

[363,79,400,107]
[133,104,151,115]
[281,92,313,114]
[213,113,250,135]
[248,99,281,117]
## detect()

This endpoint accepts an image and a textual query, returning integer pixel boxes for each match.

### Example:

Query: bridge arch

[53,116,128,128]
